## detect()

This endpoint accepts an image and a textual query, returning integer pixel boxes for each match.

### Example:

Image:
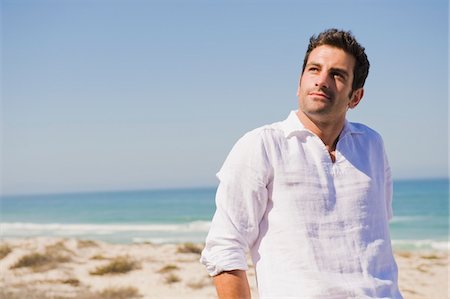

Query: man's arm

[213,270,251,299]
[201,130,270,297]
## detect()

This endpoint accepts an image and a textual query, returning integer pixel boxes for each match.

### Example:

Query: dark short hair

[302,28,370,91]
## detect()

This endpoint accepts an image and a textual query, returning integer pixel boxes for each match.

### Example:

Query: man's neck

[296,110,345,150]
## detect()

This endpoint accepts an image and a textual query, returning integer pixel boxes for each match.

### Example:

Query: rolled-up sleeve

[200,129,271,276]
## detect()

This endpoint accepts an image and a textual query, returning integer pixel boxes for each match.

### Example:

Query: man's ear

[349,88,364,109]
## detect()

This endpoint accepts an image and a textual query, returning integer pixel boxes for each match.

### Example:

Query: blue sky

[1,0,448,195]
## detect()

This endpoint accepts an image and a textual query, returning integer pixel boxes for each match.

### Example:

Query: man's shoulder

[240,119,286,143]
[221,120,286,171]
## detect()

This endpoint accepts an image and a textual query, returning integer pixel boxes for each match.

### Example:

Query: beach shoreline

[1,237,448,299]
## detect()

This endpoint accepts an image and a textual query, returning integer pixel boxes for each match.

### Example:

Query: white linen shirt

[200,111,402,299]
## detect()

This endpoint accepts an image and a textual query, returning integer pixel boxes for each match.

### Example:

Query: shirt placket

[308,135,339,212]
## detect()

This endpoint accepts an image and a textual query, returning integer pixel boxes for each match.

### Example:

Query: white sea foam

[389,216,430,223]
[0,221,211,234]
[430,241,450,250]
[392,239,450,251]
[2,222,447,249]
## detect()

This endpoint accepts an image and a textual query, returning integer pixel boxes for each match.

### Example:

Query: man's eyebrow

[305,62,351,78]
[306,62,322,68]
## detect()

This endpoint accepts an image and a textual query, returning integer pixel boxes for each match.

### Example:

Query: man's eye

[333,72,345,80]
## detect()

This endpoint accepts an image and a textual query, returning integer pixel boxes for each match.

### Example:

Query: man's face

[297,45,363,123]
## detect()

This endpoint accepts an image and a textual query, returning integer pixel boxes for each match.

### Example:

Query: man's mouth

[309,91,332,100]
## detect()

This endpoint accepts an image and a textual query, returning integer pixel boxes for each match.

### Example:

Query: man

[200,29,402,298]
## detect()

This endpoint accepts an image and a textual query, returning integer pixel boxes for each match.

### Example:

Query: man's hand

[213,269,251,299]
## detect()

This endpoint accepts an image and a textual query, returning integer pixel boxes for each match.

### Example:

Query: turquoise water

[389,179,448,250]
[1,179,448,250]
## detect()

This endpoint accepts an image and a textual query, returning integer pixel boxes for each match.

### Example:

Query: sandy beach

[0,237,448,299]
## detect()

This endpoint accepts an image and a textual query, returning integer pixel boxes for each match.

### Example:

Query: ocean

[1,178,448,251]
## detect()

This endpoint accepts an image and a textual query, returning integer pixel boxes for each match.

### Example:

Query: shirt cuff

[200,250,249,276]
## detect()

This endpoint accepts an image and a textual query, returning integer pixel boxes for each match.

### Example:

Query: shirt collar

[281,111,310,138]
[341,119,364,137]
[281,110,364,139]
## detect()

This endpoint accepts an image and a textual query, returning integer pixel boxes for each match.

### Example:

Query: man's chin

[303,107,331,115]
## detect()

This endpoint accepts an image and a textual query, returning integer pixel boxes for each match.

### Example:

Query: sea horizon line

[1,176,448,198]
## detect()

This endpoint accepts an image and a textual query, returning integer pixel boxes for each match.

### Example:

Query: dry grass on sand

[90,256,140,275]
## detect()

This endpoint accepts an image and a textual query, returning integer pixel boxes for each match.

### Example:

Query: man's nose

[315,71,329,89]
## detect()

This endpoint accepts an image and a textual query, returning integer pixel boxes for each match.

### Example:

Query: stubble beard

[299,91,335,116]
